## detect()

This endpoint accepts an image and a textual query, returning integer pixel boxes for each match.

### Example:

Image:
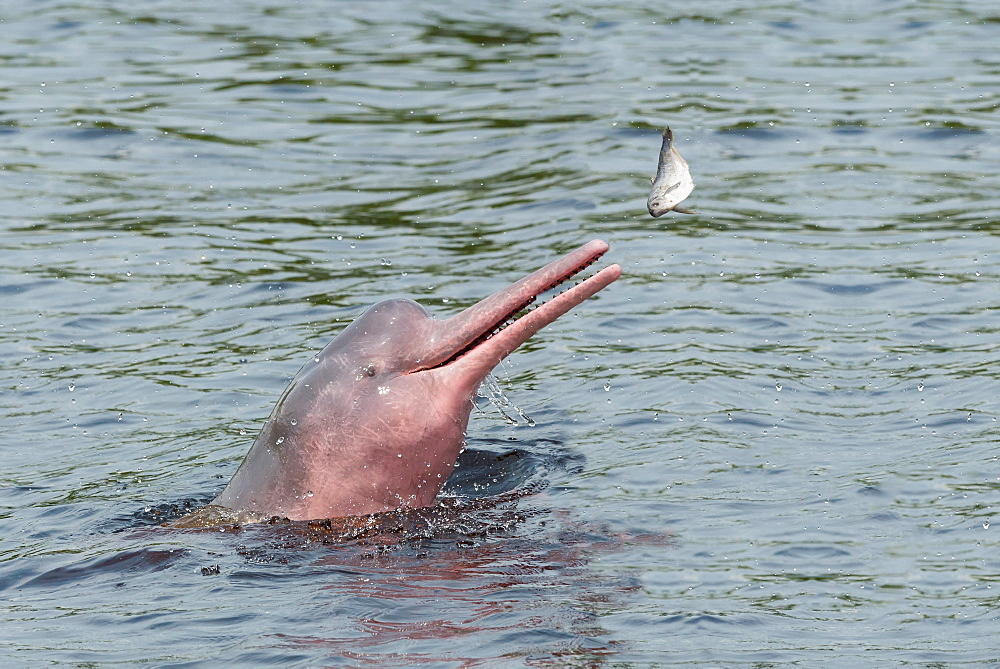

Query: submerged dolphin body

[202,240,620,524]
[647,127,695,217]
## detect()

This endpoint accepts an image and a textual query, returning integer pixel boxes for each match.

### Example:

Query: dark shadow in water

[14,548,185,590]
[6,442,661,666]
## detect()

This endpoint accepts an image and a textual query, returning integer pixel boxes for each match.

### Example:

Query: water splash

[474,373,535,427]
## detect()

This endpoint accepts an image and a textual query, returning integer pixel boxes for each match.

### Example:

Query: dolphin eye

[365,364,377,377]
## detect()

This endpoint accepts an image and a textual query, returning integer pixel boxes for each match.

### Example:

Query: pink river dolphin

[176,240,620,526]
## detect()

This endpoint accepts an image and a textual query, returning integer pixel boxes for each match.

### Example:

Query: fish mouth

[418,240,621,375]
[648,182,682,217]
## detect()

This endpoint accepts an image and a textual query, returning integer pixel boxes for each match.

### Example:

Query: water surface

[2,1,999,665]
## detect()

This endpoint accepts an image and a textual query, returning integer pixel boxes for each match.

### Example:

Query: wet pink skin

[212,240,621,522]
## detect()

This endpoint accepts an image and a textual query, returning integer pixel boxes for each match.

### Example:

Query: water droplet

[68,383,75,392]
[775,382,782,392]
[984,521,990,530]
[275,436,285,445]
[917,383,924,392]
[604,382,611,392]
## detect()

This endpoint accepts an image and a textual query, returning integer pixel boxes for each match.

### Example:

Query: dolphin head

[211,240,621,522]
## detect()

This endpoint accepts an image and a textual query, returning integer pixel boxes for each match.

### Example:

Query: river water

[2,1,999,665]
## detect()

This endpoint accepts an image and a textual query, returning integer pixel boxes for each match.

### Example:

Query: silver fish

[647,127,695,217]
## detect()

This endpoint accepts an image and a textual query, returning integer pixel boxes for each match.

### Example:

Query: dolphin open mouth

[419,240,621,374]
